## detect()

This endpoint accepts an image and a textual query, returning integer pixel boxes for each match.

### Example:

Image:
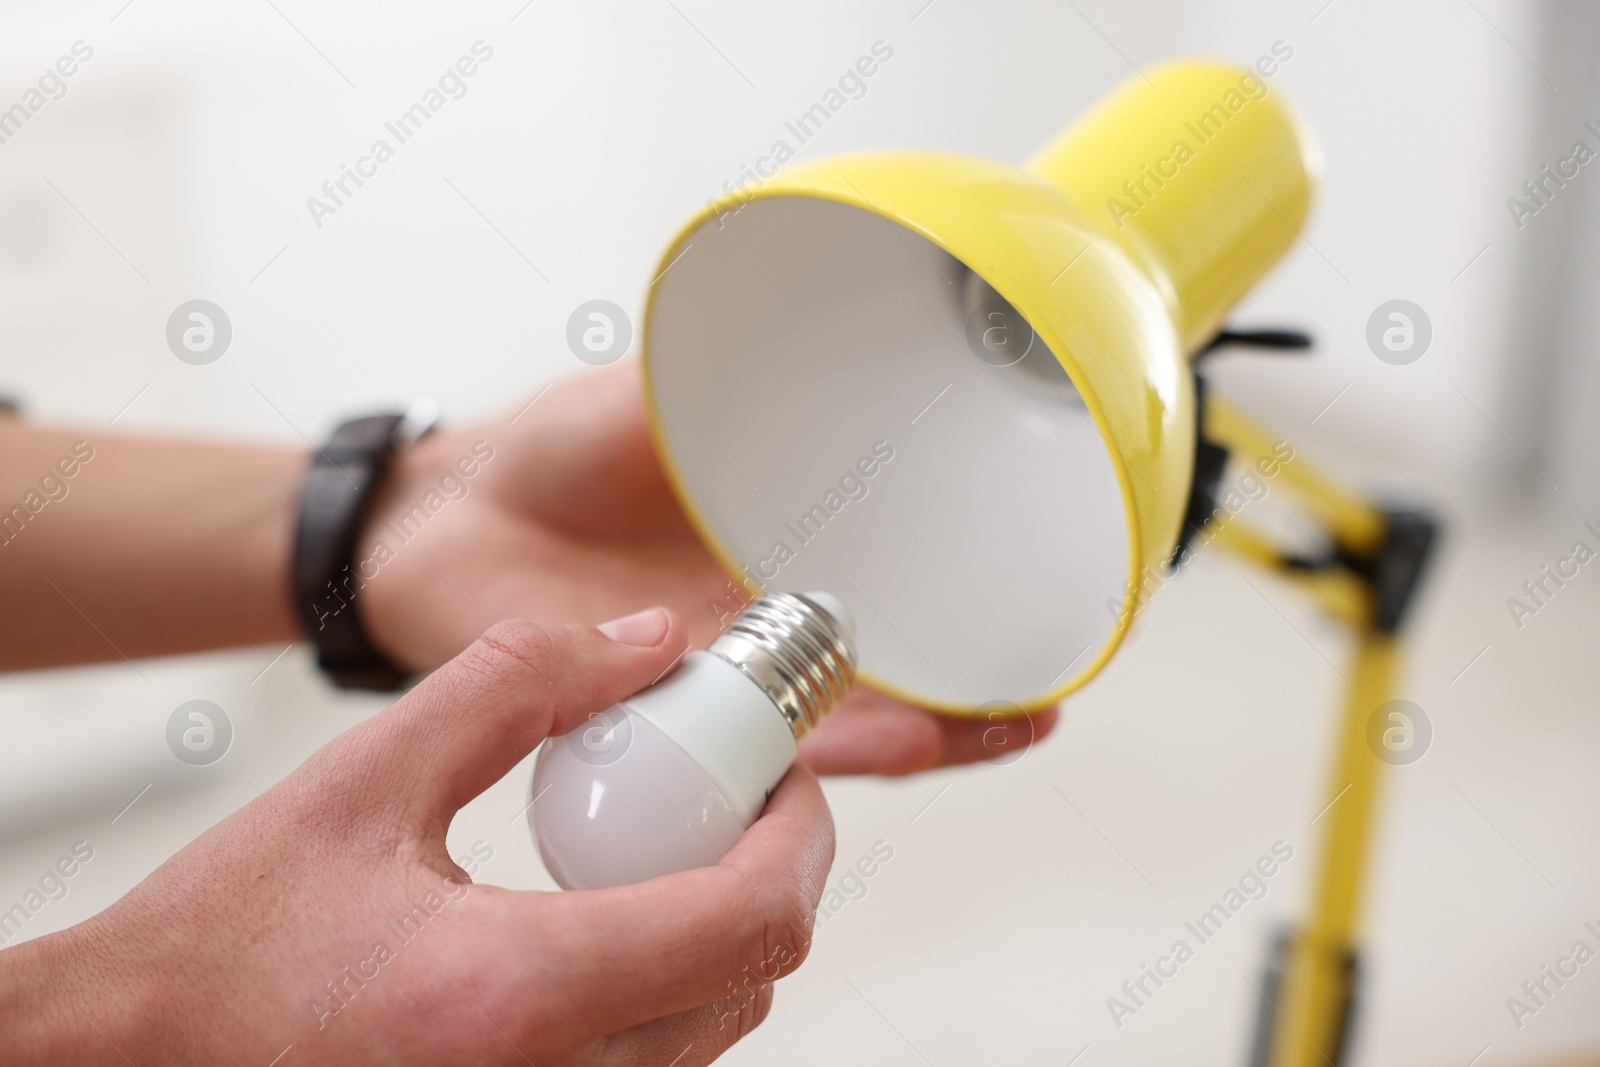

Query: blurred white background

[1,1,1598,1064]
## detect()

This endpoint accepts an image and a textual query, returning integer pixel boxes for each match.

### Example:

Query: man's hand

[358,362,1057,777]
[2,610,834,1066]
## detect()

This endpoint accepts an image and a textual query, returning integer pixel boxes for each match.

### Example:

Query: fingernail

[597,607,669,647]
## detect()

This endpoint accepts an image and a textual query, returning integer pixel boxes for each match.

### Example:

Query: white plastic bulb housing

[530,592,856,890]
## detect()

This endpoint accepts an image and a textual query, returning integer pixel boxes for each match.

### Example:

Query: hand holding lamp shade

[532,59,1435,1067]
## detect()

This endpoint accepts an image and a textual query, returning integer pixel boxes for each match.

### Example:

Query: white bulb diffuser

[530,591,857,890]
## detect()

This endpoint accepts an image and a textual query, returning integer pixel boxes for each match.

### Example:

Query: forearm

[0,421,302,670]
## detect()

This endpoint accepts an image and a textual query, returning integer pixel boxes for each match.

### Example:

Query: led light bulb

[530,591,856,890]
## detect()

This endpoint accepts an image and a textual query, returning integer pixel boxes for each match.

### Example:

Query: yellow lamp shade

[642,60,1317,714]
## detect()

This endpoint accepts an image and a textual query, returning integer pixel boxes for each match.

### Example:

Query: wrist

[0,919,149,1066]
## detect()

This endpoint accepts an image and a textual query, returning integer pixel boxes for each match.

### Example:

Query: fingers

[586,987,775,1067]
[335,608,689,825]
[496,764,834,1049]
[796,688,1059,776]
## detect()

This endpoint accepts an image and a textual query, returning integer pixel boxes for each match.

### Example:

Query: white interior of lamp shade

[648,196,1129,709]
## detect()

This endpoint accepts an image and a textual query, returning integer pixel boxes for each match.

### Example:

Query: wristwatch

[291,400,437,690]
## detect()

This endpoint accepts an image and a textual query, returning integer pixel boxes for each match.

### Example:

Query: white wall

[2,3,1597,1066]
[0,0,1548,486]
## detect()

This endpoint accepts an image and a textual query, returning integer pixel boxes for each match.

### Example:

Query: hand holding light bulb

[532,592,857,890]
[0,610,836,1066]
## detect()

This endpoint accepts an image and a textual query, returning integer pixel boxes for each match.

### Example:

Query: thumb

[345,607,687,829]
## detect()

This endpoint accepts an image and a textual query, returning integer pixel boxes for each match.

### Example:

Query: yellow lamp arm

[1204,396,1386,556]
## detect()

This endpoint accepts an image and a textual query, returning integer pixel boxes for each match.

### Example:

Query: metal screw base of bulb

[708,593,857,741]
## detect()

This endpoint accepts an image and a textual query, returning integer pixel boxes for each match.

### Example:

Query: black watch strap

[292,413,421,690]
